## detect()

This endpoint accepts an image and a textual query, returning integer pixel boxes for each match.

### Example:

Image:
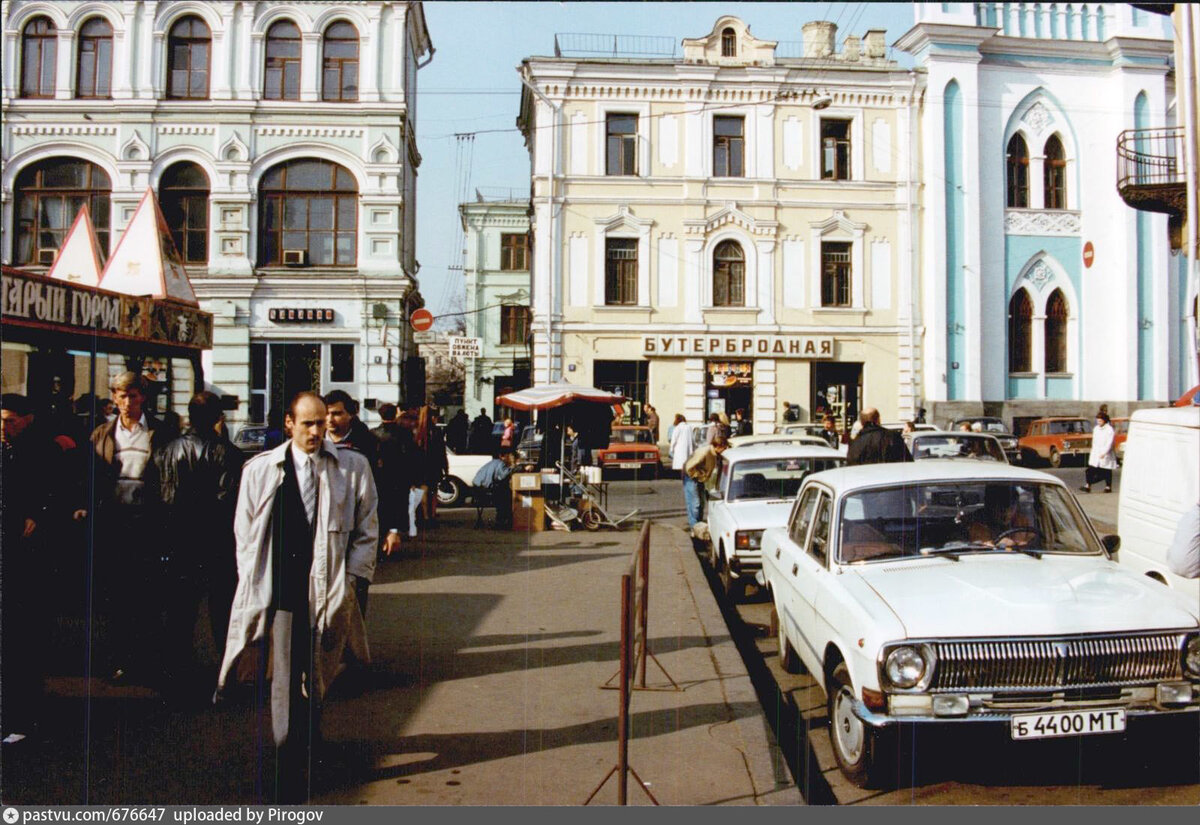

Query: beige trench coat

[217,440,378,701]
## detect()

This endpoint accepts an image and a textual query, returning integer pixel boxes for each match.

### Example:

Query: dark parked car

[232,425,271,455]
[946,416,1020,464]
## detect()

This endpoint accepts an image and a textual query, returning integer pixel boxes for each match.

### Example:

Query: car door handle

[791,563,798,576]
[775,548,781,559]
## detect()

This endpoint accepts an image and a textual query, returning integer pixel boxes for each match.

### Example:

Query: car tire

[827,662,893,789]
[1048,448,1061,468]
[437,476,465,507]
[719,554,744,602]
[776,607,803,674]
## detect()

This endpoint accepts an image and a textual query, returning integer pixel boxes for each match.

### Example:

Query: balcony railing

[1116,126,1187,216]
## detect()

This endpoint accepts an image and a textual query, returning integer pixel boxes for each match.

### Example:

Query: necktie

[301,457,317,525]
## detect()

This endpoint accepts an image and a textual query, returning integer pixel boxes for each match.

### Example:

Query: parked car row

[695,410,1200,789]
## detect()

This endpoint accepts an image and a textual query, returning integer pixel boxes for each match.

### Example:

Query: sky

[414,1,916,324]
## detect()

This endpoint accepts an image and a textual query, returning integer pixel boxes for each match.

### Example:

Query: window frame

[159,162,210,265]
[20,16,57,99]
[75,17,113,99]
[806,492,832,566]
[820,241,853,308]
[330,343,355,383]
[788,486,820,548]
[606,113,639,176]
[321,21,359,102]
[263,19,302,101]
[13,158,112,266]
[1006,133,1030,208]
[1008,289,1033,373]
[604,237,639,306]
[820,118,852,181]
[712,115,745,178]
[1044,289,1069,373]
[166,16,211,100]
[257,159,358,268]
[721,27,737,57]
[499,305,531,346]
[499,233,528,271]
[712,239,745,307]
[1043,135,1067,210]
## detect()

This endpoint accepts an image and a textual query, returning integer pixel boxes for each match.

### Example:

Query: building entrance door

[706,361,753,421]
[268,343,321,418]
[812,362,862,433]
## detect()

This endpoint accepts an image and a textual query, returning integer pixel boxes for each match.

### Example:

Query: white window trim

[705,107,757,179]
[811,108,865,183]
[593,207,653,308]
[1012,254,1078,398]
[701,229,757,310]
[809,212,866,309]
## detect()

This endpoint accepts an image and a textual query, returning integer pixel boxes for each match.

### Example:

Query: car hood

[722,498,796,531]
[851,555,1200,639]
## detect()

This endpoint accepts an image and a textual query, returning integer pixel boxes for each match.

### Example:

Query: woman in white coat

[669,414,692,477]
[1082,411,1118,493]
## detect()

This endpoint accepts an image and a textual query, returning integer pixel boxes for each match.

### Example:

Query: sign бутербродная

[642,334,834,358]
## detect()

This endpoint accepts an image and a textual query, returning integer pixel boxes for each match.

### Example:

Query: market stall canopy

[46,204,104,287]
[496,382,627,411]
[99,188,198,306]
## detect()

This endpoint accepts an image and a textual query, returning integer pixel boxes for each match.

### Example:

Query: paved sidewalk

[8,510,799,806]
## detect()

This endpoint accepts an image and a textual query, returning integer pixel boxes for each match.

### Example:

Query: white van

[1116,406,1200,597]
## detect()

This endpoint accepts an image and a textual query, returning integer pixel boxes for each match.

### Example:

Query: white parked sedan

[706,444,844,600]
[761,461,1200,788]
[728,433,831,450]
[439,447,494,507]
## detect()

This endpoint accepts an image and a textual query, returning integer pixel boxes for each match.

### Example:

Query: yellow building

[518,16,922,433]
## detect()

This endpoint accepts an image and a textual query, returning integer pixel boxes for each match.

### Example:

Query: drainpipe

[519,69,562,383]
[907,70,920,419]
[1182,7,1200,382]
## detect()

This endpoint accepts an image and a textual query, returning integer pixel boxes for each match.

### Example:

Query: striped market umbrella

[496,382,627,412]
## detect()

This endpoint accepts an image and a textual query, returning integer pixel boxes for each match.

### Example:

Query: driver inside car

[967,485,1035,547]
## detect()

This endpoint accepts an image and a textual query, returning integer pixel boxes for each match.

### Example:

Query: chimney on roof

[802,21,837,59]
[864,29,887,59]
[842,34,861,62]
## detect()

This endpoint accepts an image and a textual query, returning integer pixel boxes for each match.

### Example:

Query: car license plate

[1010,708,1126,740]
[618,462,639,469]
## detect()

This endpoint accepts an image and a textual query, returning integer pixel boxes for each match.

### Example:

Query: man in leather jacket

[154,391,244,700]
[846,407,913,466]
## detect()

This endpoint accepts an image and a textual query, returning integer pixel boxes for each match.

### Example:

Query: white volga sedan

[762,461,1200,788]
[705,443,844,600]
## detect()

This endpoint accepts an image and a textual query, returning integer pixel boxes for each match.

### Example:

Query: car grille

[928,633,1187,692]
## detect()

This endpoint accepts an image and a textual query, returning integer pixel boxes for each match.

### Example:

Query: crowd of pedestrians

[0,374,455,801]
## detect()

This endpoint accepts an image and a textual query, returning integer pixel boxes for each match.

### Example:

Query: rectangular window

[821,119,852,180]
[713,116,744,177]
[606,114,638,176]
[500,305,531,346]
[807,494,831,565]
[330,343,354,383]
[820,242,852,307]
[250,343,267,423]
[605,238,638,306]
[500,233,527,271]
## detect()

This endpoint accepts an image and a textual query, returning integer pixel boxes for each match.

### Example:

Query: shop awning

[496,382,626,411]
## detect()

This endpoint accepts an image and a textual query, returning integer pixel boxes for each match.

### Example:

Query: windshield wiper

[921,542,1043,561]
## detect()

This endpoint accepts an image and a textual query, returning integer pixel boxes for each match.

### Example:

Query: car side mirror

[1101,534,1120,556]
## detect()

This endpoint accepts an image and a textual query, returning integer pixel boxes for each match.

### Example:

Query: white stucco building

[1,0,433,427]
[459,195,532,417]
[897,2,1188,427]
[518,17,923,432]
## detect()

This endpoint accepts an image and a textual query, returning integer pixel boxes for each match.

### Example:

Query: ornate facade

[1,0,433,426]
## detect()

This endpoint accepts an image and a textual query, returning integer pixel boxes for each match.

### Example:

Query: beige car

[729,433,831,450]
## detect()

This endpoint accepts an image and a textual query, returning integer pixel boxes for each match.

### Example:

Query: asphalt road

[602,463,1200,805]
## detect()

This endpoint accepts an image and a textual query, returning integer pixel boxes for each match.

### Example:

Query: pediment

[811,210,867,236]
[219,131,249,162]
[682,16,777,67]
[685,202,778,238]
[595,204,654,233]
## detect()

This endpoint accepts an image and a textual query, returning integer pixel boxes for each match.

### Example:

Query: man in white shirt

[88,372,170,684]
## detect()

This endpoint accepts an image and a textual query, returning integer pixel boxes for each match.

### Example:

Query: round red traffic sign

[410,308,434,332]
[1083,241,1095,269]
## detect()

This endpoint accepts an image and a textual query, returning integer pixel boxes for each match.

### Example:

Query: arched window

[20,16,57,98]
[712,240,745,307]
[1044,135,1067,209]
[76,17,113,98]
[13,158,111,265]
[264,20,301,100]
[321,21,359,102]
[1006,134,1029,208]
[721,27,737,57]
[167,16,211,99]
[159,162,209,264]
[1008,289,1032,373]
[258,159,357,267]
[1044,289,1069,373]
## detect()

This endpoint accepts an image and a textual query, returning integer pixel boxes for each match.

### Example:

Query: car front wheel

[827,662,893,788]
[437,476,465,507]
[1048,447,1061,468]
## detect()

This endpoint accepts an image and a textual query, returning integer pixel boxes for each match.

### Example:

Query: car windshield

[837,481,1098,563]
[727,457,843,501]
[1047,420,1092,435]
[967,419,1007,433]
[613,428,653,444]
[912,435,1006,462]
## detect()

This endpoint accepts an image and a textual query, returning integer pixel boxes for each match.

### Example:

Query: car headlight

[1185,636,1200,677]
[884,646,927,689]
[735,529,763,550]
